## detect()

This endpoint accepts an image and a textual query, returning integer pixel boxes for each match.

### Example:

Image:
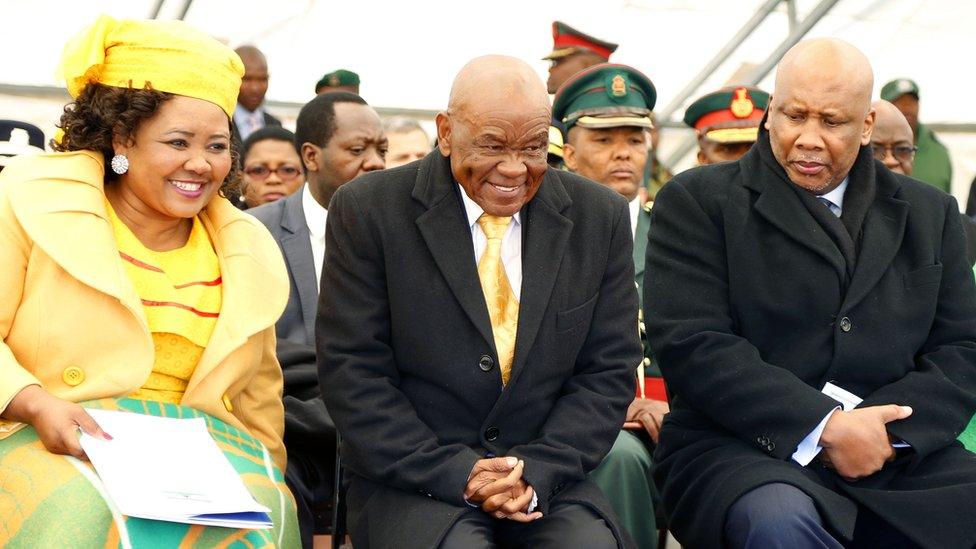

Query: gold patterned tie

[477,214,519,385]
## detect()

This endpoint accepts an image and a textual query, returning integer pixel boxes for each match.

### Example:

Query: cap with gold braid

[543,21,618,61]
[58,15,244,117]
[552,63,656,131]
[683,86,770,144]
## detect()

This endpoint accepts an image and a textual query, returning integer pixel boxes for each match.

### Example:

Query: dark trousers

[725,483,921,549]
[439,502,616,549]
[285,448,335,549]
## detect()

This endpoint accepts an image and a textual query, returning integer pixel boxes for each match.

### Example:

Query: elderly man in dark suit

[646,38,976,548]
[318,55,640,548]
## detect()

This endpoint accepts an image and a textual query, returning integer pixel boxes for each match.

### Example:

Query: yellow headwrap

[57,15,244,117]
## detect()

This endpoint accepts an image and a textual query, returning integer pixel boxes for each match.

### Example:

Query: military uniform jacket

[644,127,976,548]
[318,152,640,548]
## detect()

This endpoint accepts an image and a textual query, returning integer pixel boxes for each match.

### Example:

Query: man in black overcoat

[318,55,640,548]
[645,38,976,548]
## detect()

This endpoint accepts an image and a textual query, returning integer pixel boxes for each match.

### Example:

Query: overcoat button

[485,427,500,441]
[62,366,85,386]
[840,317,852,332]
[479,355,494,372]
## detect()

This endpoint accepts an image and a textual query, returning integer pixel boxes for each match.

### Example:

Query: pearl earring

[110,154,129,175]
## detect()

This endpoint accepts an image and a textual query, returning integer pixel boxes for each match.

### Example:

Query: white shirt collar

[820,177,849,211]
[302,184,328,239]
[458,184,521,229]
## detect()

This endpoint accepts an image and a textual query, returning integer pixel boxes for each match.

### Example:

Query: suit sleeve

[317,188,480,507]
[507,197,640,513]
[236,327,287,472]
[0,182,41,417]
[644,178,839,460]
[862,196,976,464]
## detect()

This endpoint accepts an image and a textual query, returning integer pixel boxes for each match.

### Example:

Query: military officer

[315,69,360,95]
[543,21,618,94]
[683,86,770,165]
[881,78,952,192]
[554,63,662,549]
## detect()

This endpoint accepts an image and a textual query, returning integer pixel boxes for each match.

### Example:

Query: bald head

[235,45,269,112]
[437,55,551,216]
[235,45,267,67]
[871,100,915,175]
[448,55,550,120]
[765,38,877,194]
[775,38,874,118]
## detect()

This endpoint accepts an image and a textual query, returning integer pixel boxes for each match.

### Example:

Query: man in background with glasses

[872,99,976,266]
[251,91,387,548]
[880,78,952,193]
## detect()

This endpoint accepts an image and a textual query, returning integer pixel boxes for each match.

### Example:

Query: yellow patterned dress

[0,203,298,548]
[107,201,221,405]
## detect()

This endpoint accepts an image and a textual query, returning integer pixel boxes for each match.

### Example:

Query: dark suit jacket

[645,127,976,548]
[318,152,641,548]
[250,189,318,346]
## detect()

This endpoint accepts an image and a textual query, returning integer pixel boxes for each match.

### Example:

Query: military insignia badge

[730,87,755,118]
[611,74,627,97]
[329,74,340,87]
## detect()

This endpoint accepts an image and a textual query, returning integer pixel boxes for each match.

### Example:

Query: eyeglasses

[243,165,302,180]
[871,143,917,162]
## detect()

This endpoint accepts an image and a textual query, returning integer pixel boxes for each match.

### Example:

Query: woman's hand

[2,385,111,459]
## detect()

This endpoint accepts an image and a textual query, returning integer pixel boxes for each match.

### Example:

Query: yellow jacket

[0,150,290,470]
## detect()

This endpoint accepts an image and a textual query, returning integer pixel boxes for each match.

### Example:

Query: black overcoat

[318,151,641,548]
[644,128,976,548]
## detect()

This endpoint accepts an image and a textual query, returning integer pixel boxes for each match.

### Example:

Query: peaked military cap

[543,21,618,61]
[552,63,656,131]
[315,69,360,92]
[683,86,770,144]
[880,78,920,102]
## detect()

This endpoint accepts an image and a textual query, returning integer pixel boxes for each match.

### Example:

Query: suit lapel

[507,173,573,385]
[413,153,496,350]
[279,191,319,343]
[842,174,908,312]
[745,141,848,283]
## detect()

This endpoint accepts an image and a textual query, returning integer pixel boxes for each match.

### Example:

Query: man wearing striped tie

[318,55,641,548]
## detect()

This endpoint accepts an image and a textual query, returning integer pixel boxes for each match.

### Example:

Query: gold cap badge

[730,87,755,118]
[611,74,627,97]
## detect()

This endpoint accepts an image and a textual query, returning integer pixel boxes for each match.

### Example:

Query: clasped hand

[818,404,912,482]
[464,457,543,522]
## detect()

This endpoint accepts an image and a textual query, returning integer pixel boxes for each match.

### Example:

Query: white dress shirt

[233,104,268,142]
[629,196,641,240]
[791,177,850,466]
[459,184,536,510]
[458,184,522,300]
[301,184,329,287]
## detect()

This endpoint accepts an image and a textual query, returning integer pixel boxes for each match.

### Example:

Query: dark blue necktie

[818,196,841,217]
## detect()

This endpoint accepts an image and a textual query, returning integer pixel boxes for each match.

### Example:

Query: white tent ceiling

[3,0,974,123]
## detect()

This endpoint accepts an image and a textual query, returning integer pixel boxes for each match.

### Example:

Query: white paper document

[80,409,272,529]
[822,382,910,448]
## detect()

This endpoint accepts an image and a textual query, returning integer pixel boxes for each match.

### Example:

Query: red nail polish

[104,433,113,441]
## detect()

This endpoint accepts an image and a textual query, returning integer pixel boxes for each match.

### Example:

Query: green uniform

[646,159,673,201]
[553,63,661,548]
[913,123,953,193]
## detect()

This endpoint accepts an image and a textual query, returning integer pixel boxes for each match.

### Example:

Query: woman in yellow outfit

[0,15,297,547]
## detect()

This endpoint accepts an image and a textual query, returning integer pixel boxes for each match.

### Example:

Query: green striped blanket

[0,397,299,548]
